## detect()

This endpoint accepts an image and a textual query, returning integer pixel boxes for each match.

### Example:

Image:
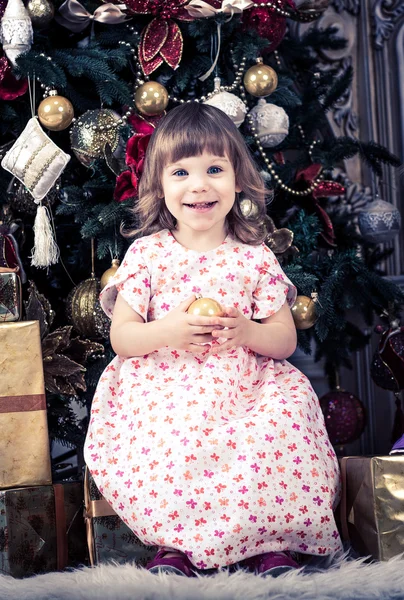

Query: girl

[84,103,342,578]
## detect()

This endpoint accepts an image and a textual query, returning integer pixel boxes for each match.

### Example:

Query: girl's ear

[235,183,242,193]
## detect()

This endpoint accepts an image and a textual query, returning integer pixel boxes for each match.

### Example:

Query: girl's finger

[215,317,237,328]
[212,329,232,338]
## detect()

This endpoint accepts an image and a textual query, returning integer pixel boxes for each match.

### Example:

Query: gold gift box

[0,320,51,489]
[340,456,404,561]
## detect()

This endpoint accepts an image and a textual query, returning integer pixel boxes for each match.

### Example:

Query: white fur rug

[2,555,404,600]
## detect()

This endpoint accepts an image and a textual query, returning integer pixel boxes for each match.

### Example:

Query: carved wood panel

[289,1,404,455]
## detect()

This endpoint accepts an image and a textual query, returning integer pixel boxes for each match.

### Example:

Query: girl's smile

[183,201,217,212]
[161,151,241,249]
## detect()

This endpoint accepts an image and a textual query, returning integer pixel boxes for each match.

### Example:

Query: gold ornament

[188,297,224,317]
[265,216,294,255]
[38,91,74,131]
[27,0,54,28]
[239,198,259,218]
[134,81,169,116]
[101,258,120,290]
[66,277,110,339]
[291,295,318,330]
[244,58,278,98]
[70,109,121,167]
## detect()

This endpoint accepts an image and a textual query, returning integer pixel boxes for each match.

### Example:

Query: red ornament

[371,326,404,392]
[241,0,295,54]
[371,322,404,444]
[294,163,345,247]
[320,389,366,446]
[122,0,193,75]
[0,228,20,271]
[0,57,28,101]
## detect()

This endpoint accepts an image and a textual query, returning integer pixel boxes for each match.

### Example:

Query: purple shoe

[242,551,299,578]
[146,548,197,577]
[390,433,404,454]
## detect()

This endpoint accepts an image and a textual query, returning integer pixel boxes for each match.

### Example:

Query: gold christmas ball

[187,298,224,317]
[70,109,121,167]
[38,92,74,131]
[101,259,120,290]
[291,295,318,330]
[66,277,110,339]
[244,61,278,98]
[134,81,169,116]
[27,0,54,28]
[239,198,259,218]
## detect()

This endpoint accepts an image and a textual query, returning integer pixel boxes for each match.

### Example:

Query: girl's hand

[160,296,219,353]
[210,306,252,352]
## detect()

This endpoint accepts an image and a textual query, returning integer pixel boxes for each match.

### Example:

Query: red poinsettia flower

[295,164,345,247]
[121,0,194,75]
[125,132,151,172]
[114,114,160,203]
[114,132,152,202]
[114,169,138,202]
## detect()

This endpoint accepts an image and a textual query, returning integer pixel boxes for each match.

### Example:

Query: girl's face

[161,150,241,239]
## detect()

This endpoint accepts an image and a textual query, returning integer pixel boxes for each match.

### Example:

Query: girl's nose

[189,175,209,193]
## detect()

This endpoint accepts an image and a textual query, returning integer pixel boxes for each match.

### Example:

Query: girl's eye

[208,166,223,175]
[173,169,188,177]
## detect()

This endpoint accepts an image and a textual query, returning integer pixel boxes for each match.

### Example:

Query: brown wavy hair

[124,103,267,245]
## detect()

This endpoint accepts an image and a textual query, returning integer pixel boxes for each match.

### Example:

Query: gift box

[84,469,157,566]
[0,320,51,489]
[340,455,404,561]
[0,482,88,578]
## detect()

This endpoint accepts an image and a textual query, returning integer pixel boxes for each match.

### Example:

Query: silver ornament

[204,77,247,128]
[358,198,401,243]
[249,99,289,147]
[0,0,33,67]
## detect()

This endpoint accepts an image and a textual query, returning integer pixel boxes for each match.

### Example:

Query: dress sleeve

[252,244,297,319]
[99,239,151,321]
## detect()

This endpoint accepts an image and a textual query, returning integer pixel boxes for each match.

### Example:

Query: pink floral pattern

[84,229,342,569]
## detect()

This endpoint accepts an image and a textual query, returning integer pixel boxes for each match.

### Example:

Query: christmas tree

[0,0,402,454]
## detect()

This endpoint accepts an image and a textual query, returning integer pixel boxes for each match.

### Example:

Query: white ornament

[358,198,401,244]
[248,99,289,147]
[0,0,33,67]
[1,117,70,201]
[204,77,247,128]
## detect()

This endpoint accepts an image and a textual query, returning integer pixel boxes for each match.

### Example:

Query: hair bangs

[161,115,231,167]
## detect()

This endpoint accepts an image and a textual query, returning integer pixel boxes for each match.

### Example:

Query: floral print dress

[84,229,342,569]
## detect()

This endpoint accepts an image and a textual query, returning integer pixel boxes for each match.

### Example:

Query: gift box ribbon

[54,484,68,570]
[0,393,46,413]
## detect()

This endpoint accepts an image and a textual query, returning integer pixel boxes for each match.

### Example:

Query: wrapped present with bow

[0,482,88,578]
[339,455,404,561]
[0,320,51,490]
[84,468,157,566]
